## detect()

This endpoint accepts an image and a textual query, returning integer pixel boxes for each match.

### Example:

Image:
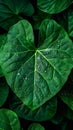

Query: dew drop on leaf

[17,73,20,76]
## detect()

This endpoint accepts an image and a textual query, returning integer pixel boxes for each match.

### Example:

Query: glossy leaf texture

[28,123,45,130]
[37,0,73,14]
[9,91,57,121]
[0,0,34,30]
[0,78,9,107]
[59,70,73,110]
[0,109,21,130]
[0,19,73,110]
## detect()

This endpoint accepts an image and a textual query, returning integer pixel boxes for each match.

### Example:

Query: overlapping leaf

[37,0,73,14]
[0,19,73,110]
[9,91,57,121]
[0,0,34,30]
[0,109,21,130]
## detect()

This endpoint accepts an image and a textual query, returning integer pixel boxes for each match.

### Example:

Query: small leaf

[37,0,73,14]
[0,109,21,130]
[28,123,45,130]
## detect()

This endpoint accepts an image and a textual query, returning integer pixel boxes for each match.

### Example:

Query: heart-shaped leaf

[0,19,73,110]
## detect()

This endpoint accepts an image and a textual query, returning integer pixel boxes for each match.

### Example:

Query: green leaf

[28,123,45,130]
[9,91,57,121]
[0,0,34,30]
[37,0,73,14]
[0,19,73,110]
[0,78,9,107]
[0,109,21,130]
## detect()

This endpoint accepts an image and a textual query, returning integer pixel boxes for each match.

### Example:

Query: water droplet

[37,56,40,60]
[17,73,20,76]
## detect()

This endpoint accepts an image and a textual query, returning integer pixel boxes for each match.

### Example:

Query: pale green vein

[39,48,72,58]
